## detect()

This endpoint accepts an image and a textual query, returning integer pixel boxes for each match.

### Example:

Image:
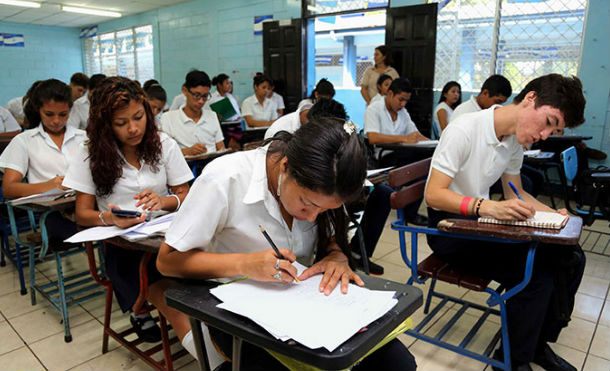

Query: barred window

[83,25,154,83]
[432,0,587,92]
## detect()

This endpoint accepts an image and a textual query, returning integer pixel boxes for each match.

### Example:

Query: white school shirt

[297,98,314,112]
[428,106,522,202]
[169,93,187,111]
[165,145,318,277]
[264,111,302,139]
[0,106,21,132]
[0,123,85,183]
[241,95,278,129]
[204,91,242,122]
[6,97,24,123]
[63,132,193,214]
[67,95,89,129]
[370,93,384,106]
[364,97,418,157]
[269,92,285,111]
[159,108,224,151]
[432,102,453,138]
[450,95,481,123]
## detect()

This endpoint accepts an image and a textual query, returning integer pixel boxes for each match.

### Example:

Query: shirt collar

[179,107,205,125]
[483,105,508,145]
[33,123,78,142]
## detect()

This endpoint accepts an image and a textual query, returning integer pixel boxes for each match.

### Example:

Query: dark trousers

[426,208,585,364]
[209,327,417,371]
[45,212,77,248]
[351,183,420,257]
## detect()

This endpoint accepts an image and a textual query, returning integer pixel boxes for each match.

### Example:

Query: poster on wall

[254,15,273,35]
[1,33,24,47]
[80,25,98,39]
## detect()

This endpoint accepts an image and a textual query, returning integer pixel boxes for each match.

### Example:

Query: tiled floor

[1,207,609,371]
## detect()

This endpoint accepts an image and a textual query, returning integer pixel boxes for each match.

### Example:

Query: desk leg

[189,317,210,371]
[232,337,242,371]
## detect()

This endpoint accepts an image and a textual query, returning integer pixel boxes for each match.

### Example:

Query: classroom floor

[0,199,609,371]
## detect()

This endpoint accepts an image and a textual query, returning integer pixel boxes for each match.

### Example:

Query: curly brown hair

[87,76,162,197]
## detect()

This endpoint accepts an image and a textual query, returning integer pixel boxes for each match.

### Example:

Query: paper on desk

[9,188,74,206]
[366,166,394,178]
[524,149,541,157]
[64,212,176,243]
[413,140,439,147]
[211,262,398,352]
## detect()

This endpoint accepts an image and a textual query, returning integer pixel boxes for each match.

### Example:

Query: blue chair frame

[6,202,105,342]
[388,158,538,371]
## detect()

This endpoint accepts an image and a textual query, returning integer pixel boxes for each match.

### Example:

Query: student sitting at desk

[425,74,586,371]
[69,72,89,103]
[206,73,242,122]
[156,120,417,371]
[144,82,167,127]
[160,70,226,156]
[369,73,393,106]
[241,73,278,129]
[268,78,285,117]
[67,73,107,130]
[63,77,194,344]
[263,98,346,139]
[0,105,22,138]
[0,79,85,244]
[432,81,461,137]
[450,74,512,123]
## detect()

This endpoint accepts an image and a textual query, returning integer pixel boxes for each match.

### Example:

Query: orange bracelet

[460,196,472,216]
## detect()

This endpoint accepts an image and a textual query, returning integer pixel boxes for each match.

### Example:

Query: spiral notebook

[478,211,569,230]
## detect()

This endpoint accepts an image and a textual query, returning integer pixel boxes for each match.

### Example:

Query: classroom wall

[0,22,82,106]
[94,0,301,106]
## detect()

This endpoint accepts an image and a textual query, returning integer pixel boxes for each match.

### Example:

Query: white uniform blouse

[165,145,318,276]
[0,123,85,183]
[241,95,278,129]
[63,132,193,213]
[432,101,454,137]
[0,106,21,133]
[67,95,89,129]
[5,97,24,123]
[159,108,223,151]
[264,111,302,139]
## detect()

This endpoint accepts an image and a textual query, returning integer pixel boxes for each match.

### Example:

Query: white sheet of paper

[366,166,394,177]
[9,188,73,206]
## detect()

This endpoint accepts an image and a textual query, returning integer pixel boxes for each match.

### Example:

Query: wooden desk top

[183,148,235,162]
[377,141,438,150]
[104,235,164,254]
[437,216,582,245]
[10,196,76,212]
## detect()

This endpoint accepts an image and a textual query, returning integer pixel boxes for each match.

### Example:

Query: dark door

[386,3,437,137]
[263,19,303,114]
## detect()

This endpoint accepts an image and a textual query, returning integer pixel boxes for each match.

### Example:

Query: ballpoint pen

[508,181,524,201]
[258,225,299,282]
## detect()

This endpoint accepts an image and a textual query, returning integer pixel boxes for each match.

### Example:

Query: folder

[209,97,237,122]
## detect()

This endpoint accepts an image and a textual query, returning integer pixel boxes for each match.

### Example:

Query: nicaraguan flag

[2,33,24,47]
[253,15,273,35]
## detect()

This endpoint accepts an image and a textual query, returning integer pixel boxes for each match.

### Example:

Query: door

[263,19,303,114]
[386,3,437,137]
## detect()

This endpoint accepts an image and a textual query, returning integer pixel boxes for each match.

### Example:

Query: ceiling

[0,0,193,28]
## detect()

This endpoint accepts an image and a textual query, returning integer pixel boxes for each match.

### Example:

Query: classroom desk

[165,275,423,371]
[376,142,437,162]
[533,134,592,154]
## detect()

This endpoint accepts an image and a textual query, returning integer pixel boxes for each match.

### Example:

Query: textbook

[209,97,237,122]
[478,211,569,230]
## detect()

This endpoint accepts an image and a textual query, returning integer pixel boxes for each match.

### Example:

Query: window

[83,25,154,83]
[432,0,587,92]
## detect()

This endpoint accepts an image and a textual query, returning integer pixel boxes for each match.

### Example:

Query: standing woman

[156,120,417,370]
[208,73,242,122]
[432,81,461,137]
[0,79,85,244]
[360,45,400,105]
[241,74,278,129]
[63,77,194,343]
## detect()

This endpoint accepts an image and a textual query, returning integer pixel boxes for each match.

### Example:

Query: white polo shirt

[67,95,89,129]
[264,111,302,139]
[0,106,21,132]
[6,97,24,123]
[241,95,278,129]
[204,91,242,122]
[370,93,384,106]
[165,145,318,277]
[432,101,453,137]
[159,108,224,151]
[297,98,314,112]
[0,123,85,183]
[269,92,285,111]
[169,93,187,111]
[429,106,522,201]
[364,97,419,157]
[63,132,193,214]
[450,95,481,123]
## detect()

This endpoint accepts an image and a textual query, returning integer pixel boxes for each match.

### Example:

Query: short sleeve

[505,144,524,175]
[62,143,97,195]
[402,111,418,135]
[211,114,224,143]
[431,126,471,179]
[387,67,400,79]
[164,174,229,252]
[0,108,20,132]
[0,134,29,176]
[269,100,278,120]
[363,105,381,134]
[241,97,253,117]
[361,67,372,87]
[161,135,195,186]
[276,94,285,110]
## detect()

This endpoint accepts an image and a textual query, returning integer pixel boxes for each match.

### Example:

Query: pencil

[258,225,299,282]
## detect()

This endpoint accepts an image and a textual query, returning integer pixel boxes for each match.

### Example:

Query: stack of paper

[64,212,176,243]
[9,188,74,206]
[210,263,398,352]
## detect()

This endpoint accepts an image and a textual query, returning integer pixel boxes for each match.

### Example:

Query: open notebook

[478,211,569,230]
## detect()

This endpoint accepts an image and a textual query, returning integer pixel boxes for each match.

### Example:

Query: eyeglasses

[187,88,210,101]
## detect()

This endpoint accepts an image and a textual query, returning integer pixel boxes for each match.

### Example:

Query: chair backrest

[561,146,578,182]
[431,121,440,140]
[388,157,432,209]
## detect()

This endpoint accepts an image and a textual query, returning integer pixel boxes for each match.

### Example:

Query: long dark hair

[23,79,72,129]
[308,78,335,102]
[438,81,462,109]
[87,76,162,197]
[266,119,367,259]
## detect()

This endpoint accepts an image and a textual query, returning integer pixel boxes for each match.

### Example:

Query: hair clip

[343,121,358,135]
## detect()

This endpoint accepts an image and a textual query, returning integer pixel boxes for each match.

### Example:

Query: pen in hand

[258,225,299,282]
[508,181,524,201]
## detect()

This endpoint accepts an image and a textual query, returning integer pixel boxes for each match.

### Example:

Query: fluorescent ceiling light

[0,0,41,8]
[61,5,121,18]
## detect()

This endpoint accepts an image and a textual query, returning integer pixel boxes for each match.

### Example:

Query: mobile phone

[111,209,142,218]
